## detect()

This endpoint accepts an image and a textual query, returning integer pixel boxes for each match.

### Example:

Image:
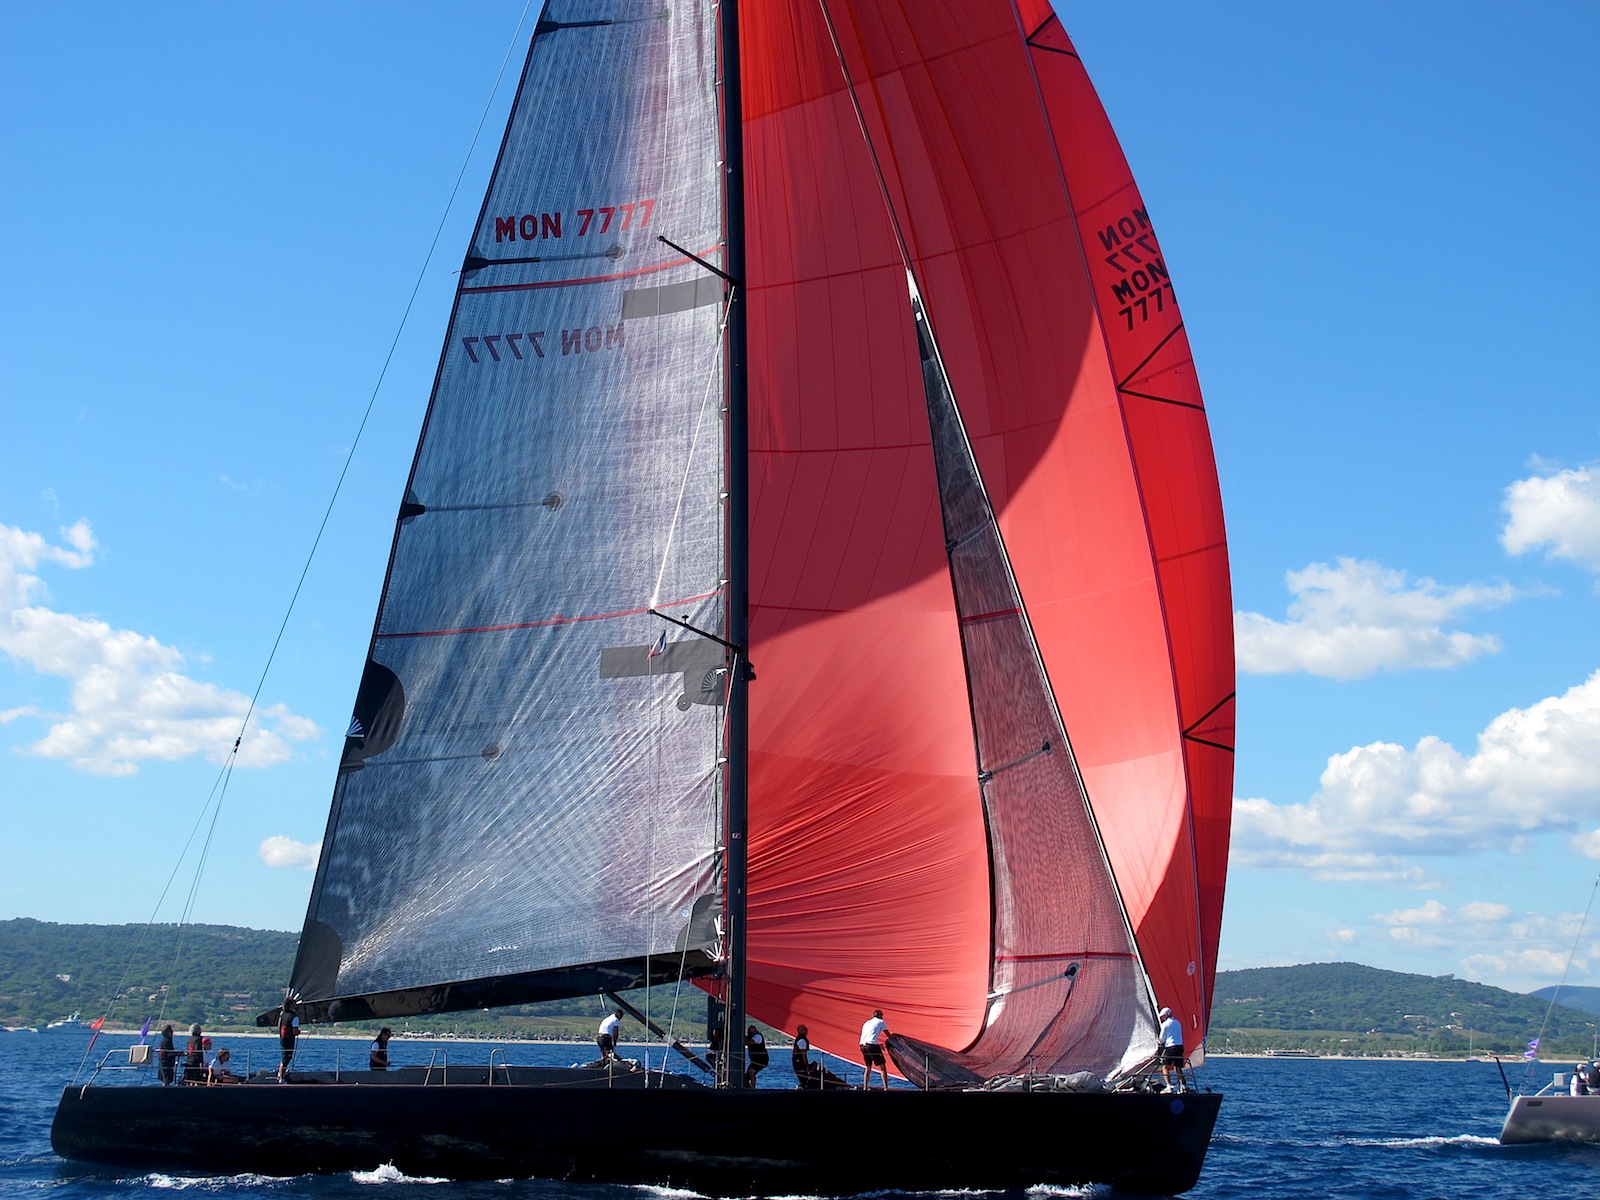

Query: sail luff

[719,0,752,1090]
[288,31,547,1006]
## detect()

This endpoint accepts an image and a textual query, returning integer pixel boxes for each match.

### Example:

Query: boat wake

[1333,1134,1500,1149]
[145,1173,290,1189]
[351,1164,451,1185]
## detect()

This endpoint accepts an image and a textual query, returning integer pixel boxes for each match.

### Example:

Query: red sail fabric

[740,0,993,1057]
[1013,2,1235,1046]
[740,0,1233,1064]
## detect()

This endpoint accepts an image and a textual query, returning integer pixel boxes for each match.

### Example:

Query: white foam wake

[1337,1134,1500,1149]
[146,1173,288,1189]
[351,1163,450,1185]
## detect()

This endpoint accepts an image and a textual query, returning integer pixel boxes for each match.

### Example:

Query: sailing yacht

[53,1,1234,1192]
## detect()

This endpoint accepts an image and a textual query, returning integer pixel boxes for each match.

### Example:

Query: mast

[718,0,751,1089]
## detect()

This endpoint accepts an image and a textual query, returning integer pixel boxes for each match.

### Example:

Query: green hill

[0,918,709,1040]
[5,920,1594,1057]
[1212,962,1599,1058]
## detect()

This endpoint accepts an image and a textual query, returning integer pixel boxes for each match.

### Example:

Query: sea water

[3,1031,1595,1199]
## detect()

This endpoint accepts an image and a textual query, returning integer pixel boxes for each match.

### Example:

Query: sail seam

[1120,388,1205,412]
[1157,539,1228,567]
[998,950,1137,962]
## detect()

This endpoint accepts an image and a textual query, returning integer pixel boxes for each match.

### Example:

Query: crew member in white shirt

[1156,1007,1185,1092]
[859,1010,890,1090]
[597,1010,623,1064]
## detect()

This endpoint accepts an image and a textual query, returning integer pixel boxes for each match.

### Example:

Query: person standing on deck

[792,1024,817,1087]
[597,1010,623,1063]
[276,995,300,1082]
[370,1027,392,1071]
[1156,1007,1185,1092]
[183,1024,204,1083]
[859,1010,890,1090]
[744,1024,769,1088]
[156,1023,177,1086]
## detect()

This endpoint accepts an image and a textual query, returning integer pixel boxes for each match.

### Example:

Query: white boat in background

[44,1012,83,1030]
[1500,1068,1600,1144]
[1498,874,1600,1145]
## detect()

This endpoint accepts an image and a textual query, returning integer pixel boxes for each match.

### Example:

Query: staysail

[285,1,732,1022]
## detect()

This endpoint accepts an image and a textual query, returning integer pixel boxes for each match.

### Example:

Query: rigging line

[656,235,738,285]
[649,606,738,653]
[225,0,536,760]
[114,14,539,1027]
[1522,873,1600,1093]
[69,749,237,1085]
[651,293,733,608]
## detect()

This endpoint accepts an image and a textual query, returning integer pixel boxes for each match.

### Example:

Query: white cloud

[1233,670,1600,860]
[1229,834,1435,886]
[1235,558,1512,679]
[1575,829,1600,859]
[1373,902,1585,985]
[0,520,319,775]
[1374,900,1448,927]
[1329,928,1358,946]
[1464,948,1582,982]
[1502,463,1600,573]
[259,835,321,870]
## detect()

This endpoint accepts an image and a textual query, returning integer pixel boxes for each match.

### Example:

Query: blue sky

[2,2,1597,999]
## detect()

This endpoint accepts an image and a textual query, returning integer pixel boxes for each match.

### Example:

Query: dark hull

[53,1069,1220,1195]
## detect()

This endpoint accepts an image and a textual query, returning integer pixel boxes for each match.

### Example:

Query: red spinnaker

[740,0,1233,1065]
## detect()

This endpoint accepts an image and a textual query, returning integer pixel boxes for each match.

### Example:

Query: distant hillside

[0,918,297,1029]
[0,918,709,1039]
[1530,985,1600,1016]
[7,921,1595,1056]
[1213,962,1599,1057]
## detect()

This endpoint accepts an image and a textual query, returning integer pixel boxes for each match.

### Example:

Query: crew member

[277,994,300,1082]
[1157,1007,1185,1092]
[597,1009,623,1063]
[370,1027,392,1071]
[859,1010,890,1090]
[744,1024,769,1088]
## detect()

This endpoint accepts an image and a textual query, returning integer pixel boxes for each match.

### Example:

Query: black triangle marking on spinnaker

[1182,692,1235,754]
[1027,40,1079,59]
[1025,13,1078,58]
[1115,321,1186,393]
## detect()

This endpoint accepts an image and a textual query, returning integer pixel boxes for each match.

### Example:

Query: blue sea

[3,1030,1596,1199]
